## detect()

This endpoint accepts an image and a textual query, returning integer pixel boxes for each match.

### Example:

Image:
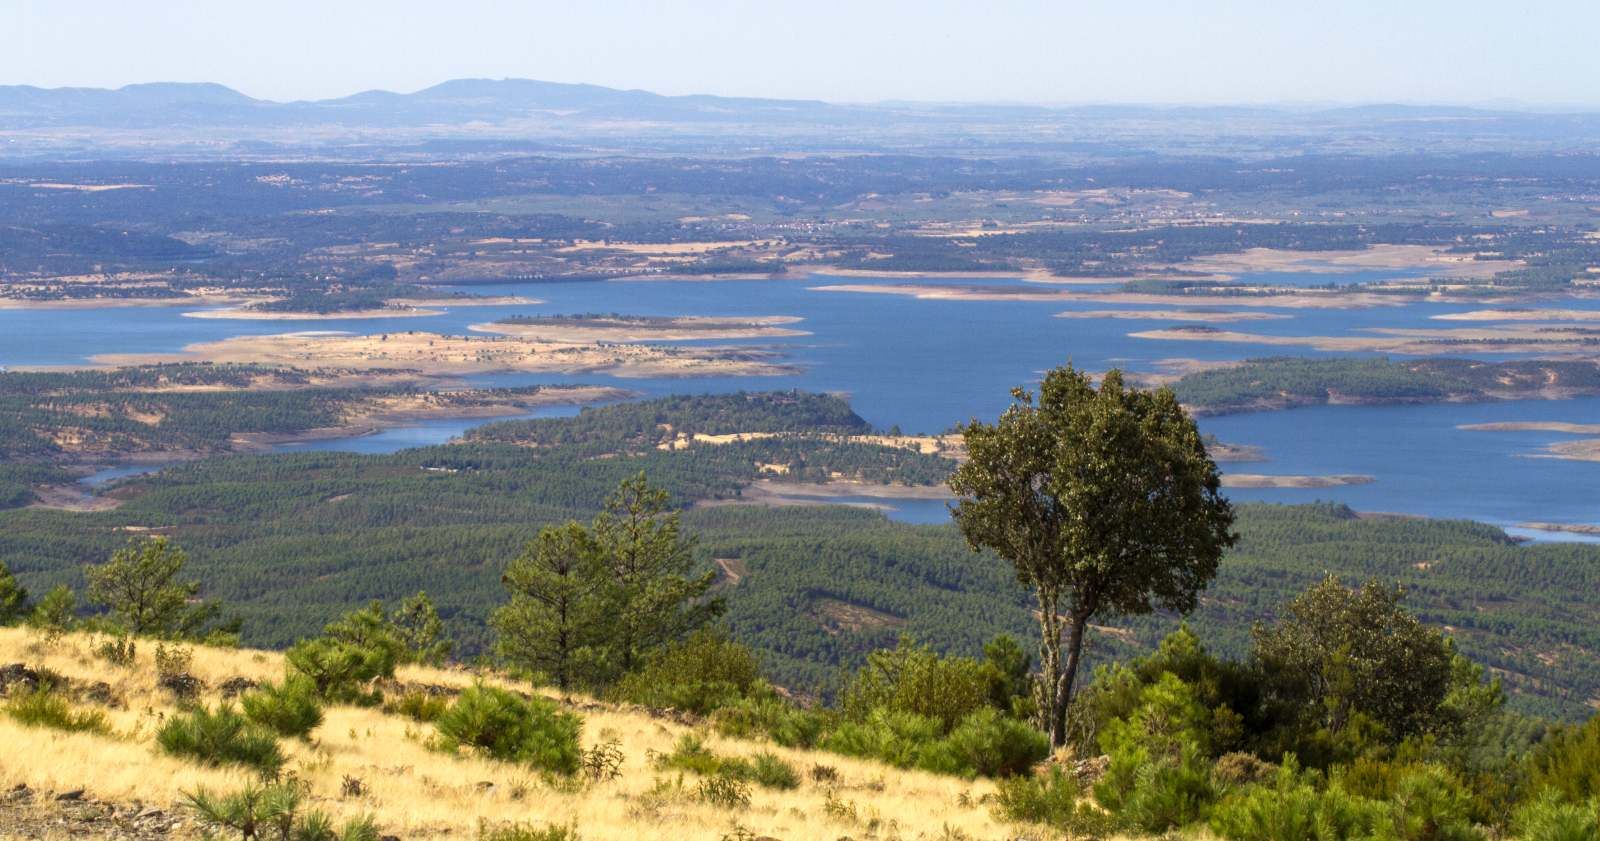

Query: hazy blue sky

[6,0,1598,106]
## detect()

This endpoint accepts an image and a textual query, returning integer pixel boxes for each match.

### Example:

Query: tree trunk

[1056,614,1088,749]
[1036,587,1067,748]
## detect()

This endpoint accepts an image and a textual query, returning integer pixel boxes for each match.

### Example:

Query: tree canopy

[949,365,1235,746]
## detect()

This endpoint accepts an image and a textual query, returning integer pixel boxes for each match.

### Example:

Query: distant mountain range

[0,79,848,129]
[3,78,1594,131]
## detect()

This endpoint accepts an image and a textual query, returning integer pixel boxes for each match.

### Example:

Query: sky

[4,0,1599,107]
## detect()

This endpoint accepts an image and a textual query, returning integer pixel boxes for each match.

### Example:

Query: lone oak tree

[949,365,1235,747]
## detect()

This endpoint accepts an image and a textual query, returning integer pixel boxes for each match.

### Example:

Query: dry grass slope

[0,628,1038,840]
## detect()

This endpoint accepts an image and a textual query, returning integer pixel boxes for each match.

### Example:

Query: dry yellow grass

[0,629,1028,840]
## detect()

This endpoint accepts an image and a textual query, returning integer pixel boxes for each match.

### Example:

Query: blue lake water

[4,273,1598,535]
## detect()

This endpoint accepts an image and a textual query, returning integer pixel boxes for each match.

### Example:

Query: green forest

[1,391,1596,722]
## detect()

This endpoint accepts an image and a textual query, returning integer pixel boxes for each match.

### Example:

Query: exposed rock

[83,680,121,706]
[158,671,203,699]
[218,676,258,698]
[0,663,41,695]
[1071,755,1110,783]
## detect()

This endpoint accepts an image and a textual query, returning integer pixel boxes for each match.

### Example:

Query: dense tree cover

[468,391,872,452]
[1,393,1598,720]
[951,366,1235,746]
[1173,356,1600,414]
[0,363,578,464]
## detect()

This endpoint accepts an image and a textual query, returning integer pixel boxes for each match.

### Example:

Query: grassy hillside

[0,627,1022,841]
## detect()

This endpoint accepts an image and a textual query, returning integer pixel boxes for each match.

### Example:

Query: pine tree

[0,560,28,624]
[493,521,609,691]
[590,472,723,677]
[86,536,202,637]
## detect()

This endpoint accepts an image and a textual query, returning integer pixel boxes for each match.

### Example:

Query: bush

[242,675,324,739]
[1093,673,1219,831]
[655,733,722,776]
[923,708,1049,778]
[478,821,581,841]
[748,752,800,790]
[653,734,799,790]
[4,687,110,734]
[286,637,395,705]
[1525,715,1600,804]
[1382,764,1485,841]
[696,774,751,810]
[711,693,830,749]
[1210,760,1387,841]
[840,637,995,733]
[434,685,581,776]
[384,690,450,723]
[611,630,762,715]
[822,705,1045,778]
[993,765,1113,835]
[158,704,284,776]
[822,707,945,769]
[186,781,381,841]
[1512,790,1600,841]
[94,634,137,667]
[1213,752,1278,787]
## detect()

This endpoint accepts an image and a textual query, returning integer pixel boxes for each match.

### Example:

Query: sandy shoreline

[1221,473,1375,489]
[696,478,956,513]
[185,306,445,320]
[472,314,809,343]
[1434,308,1600,323]
[1173,245,1518,280]
[1131,324,1600,354]
[1518,521,1600,537]
[1458,421,1600,434]
[1055,309,1291,323]
[182,295,540,320]
[811,283,1429,310]
[0,294,256,311]
[88,330,798,379]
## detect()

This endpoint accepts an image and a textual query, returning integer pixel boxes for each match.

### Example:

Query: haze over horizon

[6,0,1599,109]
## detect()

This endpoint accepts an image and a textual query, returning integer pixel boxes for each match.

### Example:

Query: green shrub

[654,734,798,790]
[1382,764,1485,841]
[821,705,1044,779]
[384,690,450,723]
[840,637,994,733]
[94,634,137,667]
[1210,760,1387,841]
[1093,672,1219,831]
[923,708,1048,778]
[185,781,380,841]
[1213,752,1277,787]
[992,765,1113,834]
[477,821,581,841]
[434,685,581,776]
[158,704,284,776]
[1512,790,1600,841]
[696,774,751,810]
[286,637,395,705]
[1525,715,1600,804]
[655,733,722,776]
[711,693,829,749]
[241,675,324,739]
[4,687,110,734]
[611,630,762,715]
[748,752,800,790]
[822,707,945,769]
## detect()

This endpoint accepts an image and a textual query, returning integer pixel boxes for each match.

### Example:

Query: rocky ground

[1,784,189,840]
